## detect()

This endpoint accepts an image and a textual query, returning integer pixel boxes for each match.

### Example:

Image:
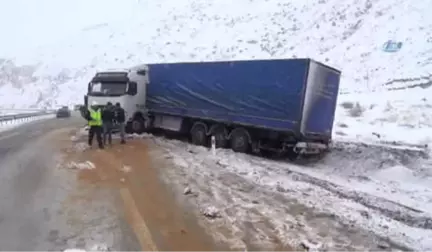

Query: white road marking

[120,187,159,251]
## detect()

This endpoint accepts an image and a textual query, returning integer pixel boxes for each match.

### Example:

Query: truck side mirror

[84,95,88,107]
[127,82,137,95]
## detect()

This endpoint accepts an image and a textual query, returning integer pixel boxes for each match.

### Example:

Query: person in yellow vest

[88,101,104,149]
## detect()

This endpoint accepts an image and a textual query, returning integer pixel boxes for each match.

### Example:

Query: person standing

[88,101,104,149]
[102,102,115,146]
[79,105,91,121]
[114,102,126,144]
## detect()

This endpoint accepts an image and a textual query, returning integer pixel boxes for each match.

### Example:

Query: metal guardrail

[0,111,54,125]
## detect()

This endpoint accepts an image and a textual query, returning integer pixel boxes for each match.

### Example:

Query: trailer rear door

[300,60,341,141]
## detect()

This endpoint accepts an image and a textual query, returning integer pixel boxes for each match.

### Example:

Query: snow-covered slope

[0,0,431,144]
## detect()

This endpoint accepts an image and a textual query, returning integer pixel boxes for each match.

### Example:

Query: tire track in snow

[265,140,432,229]
[280,169,432,229]
[252,143,432,231]
[136,134,432,249]
[159,133,432,230]
[161,154,408,251]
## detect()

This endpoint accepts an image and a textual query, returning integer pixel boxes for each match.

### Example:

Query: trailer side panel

[146,59,310,132]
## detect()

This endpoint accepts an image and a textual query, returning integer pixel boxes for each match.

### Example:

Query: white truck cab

[84,64,149,133]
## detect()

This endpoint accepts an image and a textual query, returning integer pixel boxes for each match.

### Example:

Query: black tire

[260,149,276,158]
[131,117,145,134]
[211,127,228,148]
[190,123,208,146]
[286,148,300,161]
[230,129,250,153]
[125,121,133,134]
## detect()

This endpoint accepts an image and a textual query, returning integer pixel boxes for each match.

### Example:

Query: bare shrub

[335,131,347,136]
[340,101,354,109]
[348,102,365,117]
[337,122,349,128]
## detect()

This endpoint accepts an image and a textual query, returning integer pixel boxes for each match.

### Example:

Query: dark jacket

[114,107,126,123]
[102,106,115,123]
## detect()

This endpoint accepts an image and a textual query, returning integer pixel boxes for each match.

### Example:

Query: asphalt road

[0,115,140,250]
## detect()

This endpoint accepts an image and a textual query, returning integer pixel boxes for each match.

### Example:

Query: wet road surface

[0,115,140,250]
[0,114,222,251]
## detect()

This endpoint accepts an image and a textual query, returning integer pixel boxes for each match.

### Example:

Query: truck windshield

[89,82,127,96]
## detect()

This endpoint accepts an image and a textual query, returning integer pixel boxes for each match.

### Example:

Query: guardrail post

[0,110,55,128]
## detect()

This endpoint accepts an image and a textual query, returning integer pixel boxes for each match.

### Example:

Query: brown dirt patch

[64,138,224,251]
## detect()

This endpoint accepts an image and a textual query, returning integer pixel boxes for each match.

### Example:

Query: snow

[66,161,96,170]
[1,0,432,249]
[351,165,432,213]
[334,88,432,147]
[0,109,45,116]
[0,0,431,146]
[142,134,432,250]
[120,165,132,173]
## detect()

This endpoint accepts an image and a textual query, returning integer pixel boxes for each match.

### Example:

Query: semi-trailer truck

[84,58,341,155]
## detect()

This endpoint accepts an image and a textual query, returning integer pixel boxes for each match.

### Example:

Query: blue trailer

[85,58,341,155]
[142,58,341,154]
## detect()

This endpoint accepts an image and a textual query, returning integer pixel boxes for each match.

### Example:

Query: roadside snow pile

[71,142,89,152]
[202,206,221,219]
[148,136,432,250]
[120,165,132,173]
[66,161,96,170]
[89,243,110,251]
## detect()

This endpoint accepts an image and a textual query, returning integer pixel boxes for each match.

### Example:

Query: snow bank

[66,161,96,170]
[334,87,432,147]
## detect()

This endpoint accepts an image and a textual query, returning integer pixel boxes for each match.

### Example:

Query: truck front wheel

[125,121,133,134]
[230,128,250,153]
[190,123,208,147]
[131,117,145,134]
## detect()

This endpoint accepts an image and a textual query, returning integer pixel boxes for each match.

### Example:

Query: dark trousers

[88,126,103,148]
[103,122,113,145]
[118,122,126,143]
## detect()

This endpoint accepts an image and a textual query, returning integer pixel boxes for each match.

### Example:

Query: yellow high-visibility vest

[88,108,102,126]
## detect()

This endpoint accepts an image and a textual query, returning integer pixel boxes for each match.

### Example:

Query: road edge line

[120,187,159,251]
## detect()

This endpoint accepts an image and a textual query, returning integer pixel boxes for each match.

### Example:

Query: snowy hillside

[0,0,431,144]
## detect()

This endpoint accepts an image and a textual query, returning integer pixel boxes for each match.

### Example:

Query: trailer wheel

[190,123,208,146]
[131,117,145,134]
[286,148,299,161]
[230,128,250,153]
[210,126,228,148]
